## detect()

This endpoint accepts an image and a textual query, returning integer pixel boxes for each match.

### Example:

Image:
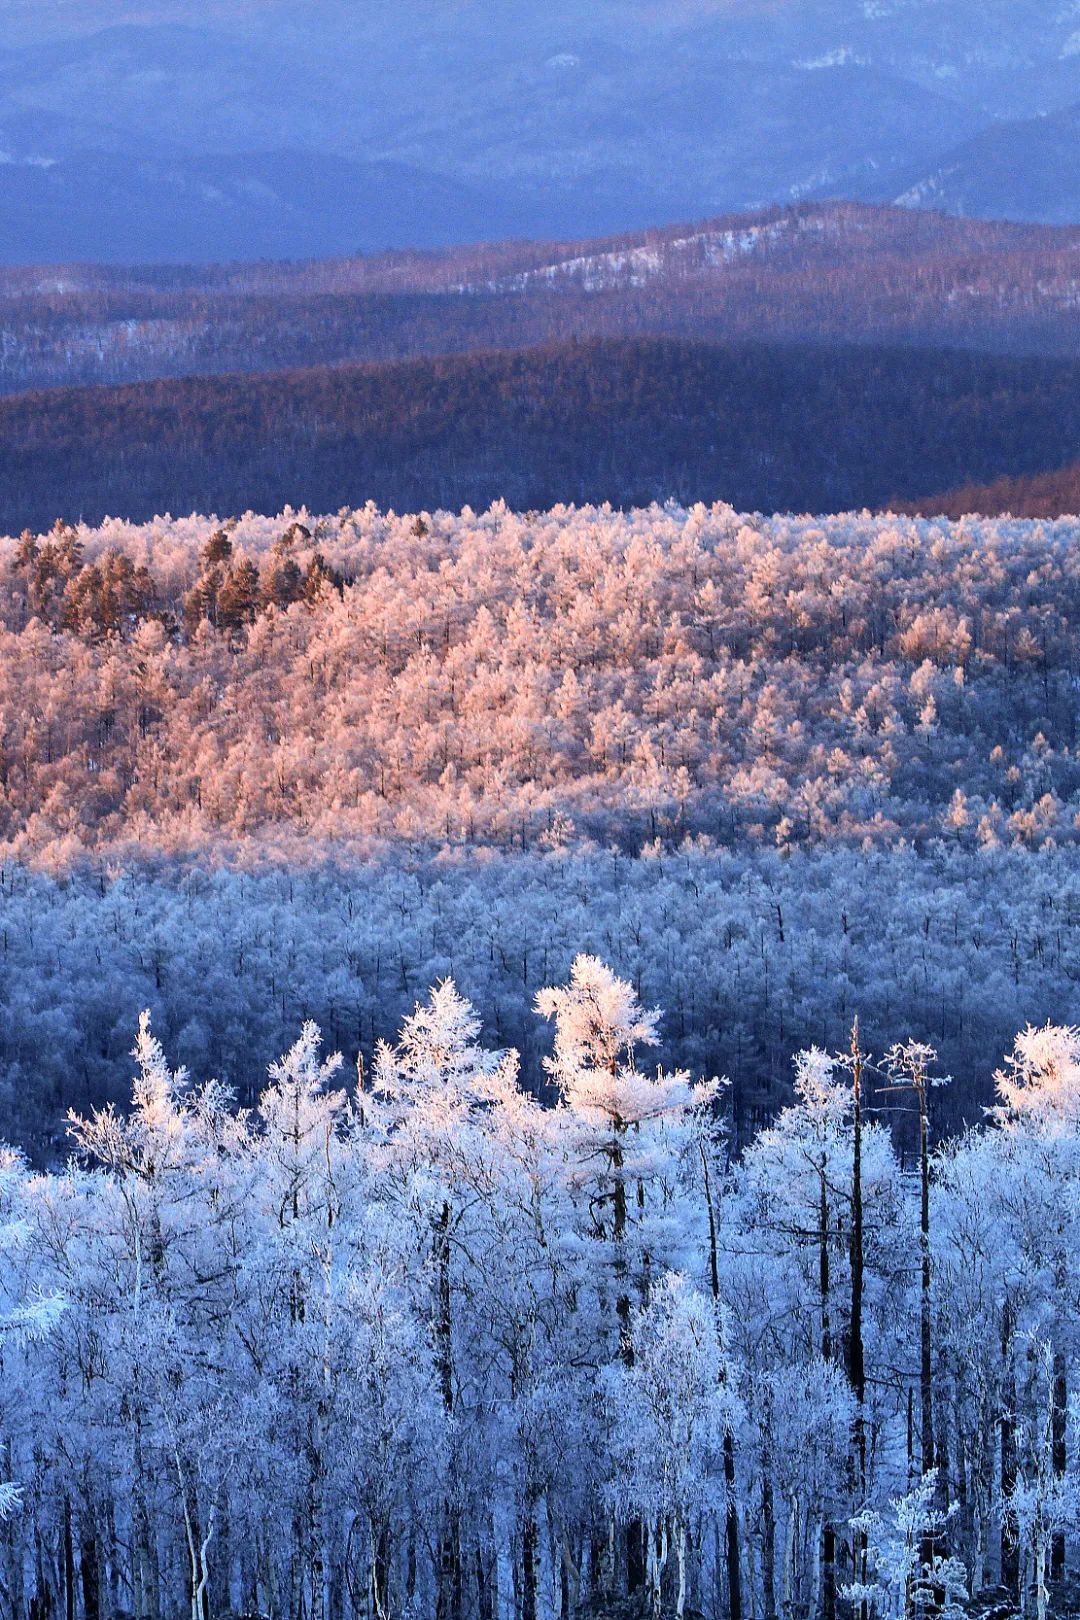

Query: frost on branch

[2,975,1080,1618]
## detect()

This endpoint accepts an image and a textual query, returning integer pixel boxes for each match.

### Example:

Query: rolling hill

[4,335,1080,532]
[3,203,1080,397]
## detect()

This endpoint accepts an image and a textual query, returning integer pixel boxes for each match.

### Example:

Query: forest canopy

[3,497,1080,1620]
[4,338,1080,528]
[0,500,1078,1152]
[0,500,1076,860]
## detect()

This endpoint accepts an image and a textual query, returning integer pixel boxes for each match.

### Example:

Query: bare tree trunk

[762,1458,777,1620]
[819,1145,836,1620]
[612,1122,646,1599]
[918,1074,934,1480]
[80,1528,101,1620]
[132,1426,160,1620]
[560,1537,578,1620]
[822,1524,837,1620]
[476,1539,495,1620]
[1036,1532,1048,1620]
[434,1199,463,1620]
[723,1431,743,1620]
[522,1496,539,1620]
[1001,1299,1019,1598]
[63,1499,75,1620]
[1052,1347,1068,1581]
[701,1139,742,1620]
[438,1521,463,1620]
[651,1521,668,1620]
[848,1022,867,1610]
[373,1523,391,1620]
[849,1022,866,1461]
[436,1201,453,1413]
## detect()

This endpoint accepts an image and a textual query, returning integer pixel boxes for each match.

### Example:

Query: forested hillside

[3,481,1080,1620]
[5,337,1080,529]
[3,203,1080,395]
[0,501,1079,1153]
[6,206,1080,526]
[3,501,1079,859]
[908,462,1080,520]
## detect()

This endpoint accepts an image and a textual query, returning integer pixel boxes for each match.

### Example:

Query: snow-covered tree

[847,1471,967,1620]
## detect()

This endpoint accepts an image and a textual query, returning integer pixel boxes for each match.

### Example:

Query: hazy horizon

[0,0,1075,262]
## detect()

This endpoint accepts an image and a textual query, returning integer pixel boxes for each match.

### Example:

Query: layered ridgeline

[1,501,1079,1151]
[7,206,1080,526]
[4,204,1080,396]
[2,2,1080,257]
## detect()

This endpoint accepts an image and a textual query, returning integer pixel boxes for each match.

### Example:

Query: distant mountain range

[883,101,1080,225]
[0,150,520,265]
[1,2,1079,260]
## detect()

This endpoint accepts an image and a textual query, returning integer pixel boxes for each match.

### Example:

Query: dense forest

[5,959,1080,1620]
[3,497,1080,1620]
[3,203,1080,395]
[4,337,1080,529]
[2,502,1078,859]
[0,501,1077,1151]
[2,846,1078,1163]
[906,463,1080,521]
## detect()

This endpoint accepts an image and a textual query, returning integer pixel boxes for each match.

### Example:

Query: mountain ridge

[3,201,1079,398]
[0,4,1077,258]
[3,334,1080,532]
[878,101,1080,224]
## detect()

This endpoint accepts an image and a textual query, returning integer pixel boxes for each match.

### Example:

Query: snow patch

[0,151,57,169]
[794,46,867,70]
[456,214,832,296]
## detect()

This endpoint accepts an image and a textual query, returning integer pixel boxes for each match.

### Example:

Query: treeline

[7,520,341,640]
[3,202,1080,395]
[13,199,1062,300]
[5,960,1080,1620]
[5,337,1080,529]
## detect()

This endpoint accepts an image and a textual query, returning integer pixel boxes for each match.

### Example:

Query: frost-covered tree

[537,955,717,1355]
[847,1471,967,1620]
[603,1274,738,1618]
[5,978,1080,1620]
